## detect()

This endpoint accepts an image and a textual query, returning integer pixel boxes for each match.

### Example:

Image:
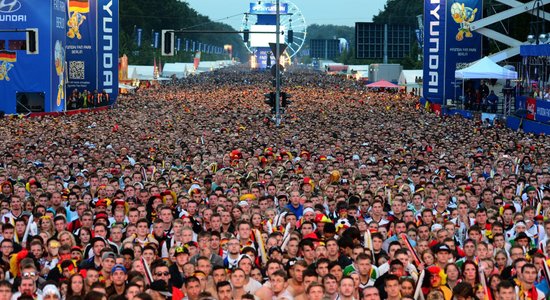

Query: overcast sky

[183,0,388,28]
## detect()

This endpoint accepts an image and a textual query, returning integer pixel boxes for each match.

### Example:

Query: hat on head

[285,258,298,270]
[335,219,351,232]
[186,241,198,248]
[431,224,443,232]
[175,246,189,256]
[268,246,282,256]
[302,232,319,241]
[111,264,127,274]
[94,212,110,226]
[303,207,315,216]
[433,244,452,253]
[238,254,253,265]
[515,221,527,228]
[42,284,60,298]
[71,246,83,253]
[95,198,111,208]
[101,251,116,261]
[238,201,249,207]
[525,185,537,192]
[112,199,129,214]
[515,232,530,241]
[314,214,332,224]
[302,177,315,189]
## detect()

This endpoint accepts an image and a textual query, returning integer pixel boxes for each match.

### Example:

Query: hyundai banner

[97,0,118,101]
[423,0,482,105]
[66,0,118,105]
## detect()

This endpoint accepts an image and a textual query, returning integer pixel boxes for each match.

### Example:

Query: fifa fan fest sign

[66,0,119,104]
[0,0,118,114]
[423,0,482,106]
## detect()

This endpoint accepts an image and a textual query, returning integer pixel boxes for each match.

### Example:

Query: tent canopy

[455,56,518,79]
[399,70,422,86]
[366,80,400,88]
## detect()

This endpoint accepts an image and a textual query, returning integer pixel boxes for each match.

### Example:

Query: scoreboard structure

[0,0,118,114]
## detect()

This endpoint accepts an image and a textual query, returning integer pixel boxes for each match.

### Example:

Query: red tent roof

[366,80,400,88]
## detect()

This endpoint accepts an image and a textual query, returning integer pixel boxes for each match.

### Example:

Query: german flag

[0,50,16,62]
[68,0,89,13]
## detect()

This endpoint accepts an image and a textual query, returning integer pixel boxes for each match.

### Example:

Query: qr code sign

[69,61,85,80]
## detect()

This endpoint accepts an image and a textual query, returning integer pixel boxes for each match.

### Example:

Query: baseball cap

[43,284,60,298]
[111,264,127,274]
[175,246,189,256]
[268,246,282,256]
[238,201,249,207]
[101,251,116,261]
[433,244,451,253]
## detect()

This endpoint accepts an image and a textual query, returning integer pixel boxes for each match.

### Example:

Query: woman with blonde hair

[39,216,55,237]
[58,230,77,248]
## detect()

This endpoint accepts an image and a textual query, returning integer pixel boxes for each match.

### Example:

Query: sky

[183,0,388,29]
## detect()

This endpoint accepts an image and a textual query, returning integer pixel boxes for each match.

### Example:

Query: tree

[119,0,249,64]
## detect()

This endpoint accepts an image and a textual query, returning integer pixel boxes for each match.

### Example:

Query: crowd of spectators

[0,66,547,300]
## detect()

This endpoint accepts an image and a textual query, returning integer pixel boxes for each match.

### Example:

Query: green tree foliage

[119,0,249,64]
[305,24,355,46]
[372,0,423,26]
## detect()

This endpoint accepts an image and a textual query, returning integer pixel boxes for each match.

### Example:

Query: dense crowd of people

[0,66,548,300]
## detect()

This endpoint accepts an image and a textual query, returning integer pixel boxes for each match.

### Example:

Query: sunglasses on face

[23,272,36,278]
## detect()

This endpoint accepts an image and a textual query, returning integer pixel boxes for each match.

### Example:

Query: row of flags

[136,28,226,55]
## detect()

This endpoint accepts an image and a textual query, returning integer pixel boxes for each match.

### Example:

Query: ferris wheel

[240,0,307,58]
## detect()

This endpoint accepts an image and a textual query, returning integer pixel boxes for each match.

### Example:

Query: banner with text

[66,0,118,104]
[0,0,66,113]
[423,0,482,104]
[97,0,119,104]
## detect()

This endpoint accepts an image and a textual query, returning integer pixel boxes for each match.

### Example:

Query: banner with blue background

[423,0,482,104]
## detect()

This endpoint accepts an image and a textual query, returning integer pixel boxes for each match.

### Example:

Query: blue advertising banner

[185,39,189,52]
[66,0,118,105]
[536,100,550,122]
[423,0,482,104]
[256,48,274,69]
[516,96,550,123]
[97,0,118,103]
[66,0,97,97]
[423,0,447,104]
[137,28,142,47]
[445,0,482,102]
[176,38,181,51]
[52,0,68,111]
[0,0,117,114]
[153,31,159,49]
[249,2,288,14]
[0,0,58,113]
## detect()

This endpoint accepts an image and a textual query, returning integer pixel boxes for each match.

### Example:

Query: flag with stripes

[68,0,89,13]
[0,50,16,62]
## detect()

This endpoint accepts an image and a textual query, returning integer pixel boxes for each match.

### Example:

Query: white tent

[128,65,155,80]
[398,70,423,93]
[162,63,193,79]
[455,56,518,79]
